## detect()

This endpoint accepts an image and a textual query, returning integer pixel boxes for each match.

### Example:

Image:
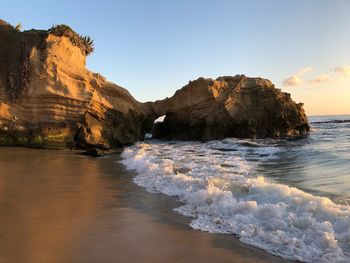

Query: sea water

[121,115,350,262]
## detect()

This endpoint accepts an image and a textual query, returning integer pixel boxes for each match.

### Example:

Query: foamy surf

[121,140,350,263]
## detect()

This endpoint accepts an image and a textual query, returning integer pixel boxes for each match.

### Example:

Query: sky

[1,0,349,115]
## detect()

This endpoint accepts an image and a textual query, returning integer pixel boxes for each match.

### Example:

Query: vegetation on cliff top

[48,24,94,56]
[1,20,95,56]
[1,20,95,102]
[14,22,22,32]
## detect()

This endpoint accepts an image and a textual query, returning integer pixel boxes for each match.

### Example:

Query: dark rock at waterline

[84,148,106,157]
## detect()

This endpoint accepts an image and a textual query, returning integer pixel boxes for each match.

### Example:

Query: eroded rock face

[147,76,309,140]
[0,21,148,149]
[0,20,309,149]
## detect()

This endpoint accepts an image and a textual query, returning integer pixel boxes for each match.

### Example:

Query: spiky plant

[81,36,94,55]
[14,22,22,32]
[48,24,95,56]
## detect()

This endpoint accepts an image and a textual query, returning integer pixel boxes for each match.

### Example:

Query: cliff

[0,20,309,149]
[0,20,150,149]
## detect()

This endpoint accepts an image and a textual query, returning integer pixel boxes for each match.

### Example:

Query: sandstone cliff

[0,20,309,149]
[0,20,150,149]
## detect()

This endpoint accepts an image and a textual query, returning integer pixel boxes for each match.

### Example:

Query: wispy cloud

[282,66,312,86]
[308,74,331,84]
[334,66,350,76]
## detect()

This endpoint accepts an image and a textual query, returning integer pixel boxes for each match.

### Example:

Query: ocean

[121,115,350,263]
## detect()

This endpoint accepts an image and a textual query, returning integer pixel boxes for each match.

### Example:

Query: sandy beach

[0,147,289,263]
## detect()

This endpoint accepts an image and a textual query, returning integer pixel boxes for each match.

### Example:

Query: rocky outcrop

[0,20,309,149]
[145,76,309,140]
[0,20,149,149]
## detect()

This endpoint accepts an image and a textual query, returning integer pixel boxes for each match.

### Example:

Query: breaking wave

[121,138,350,262]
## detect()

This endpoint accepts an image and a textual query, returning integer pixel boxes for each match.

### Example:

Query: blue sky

[2,0,350,114]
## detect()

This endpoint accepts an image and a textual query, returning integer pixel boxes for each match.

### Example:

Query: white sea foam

[121,140,350,263]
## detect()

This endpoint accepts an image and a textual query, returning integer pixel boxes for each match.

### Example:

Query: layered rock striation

[0,20,309,149]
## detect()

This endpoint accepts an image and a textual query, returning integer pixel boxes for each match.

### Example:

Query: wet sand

[0,147,290,263]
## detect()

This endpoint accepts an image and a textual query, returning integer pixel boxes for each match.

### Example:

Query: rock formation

[0,20,150,149]
[0,20,309,149]
[146,76,309,140]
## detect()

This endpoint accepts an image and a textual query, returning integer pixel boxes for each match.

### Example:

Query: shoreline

[112,156,291,263]
[0,147,290,262]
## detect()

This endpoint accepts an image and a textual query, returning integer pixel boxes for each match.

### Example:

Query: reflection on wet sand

[0,148,120,263]
[0,147,287,263]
